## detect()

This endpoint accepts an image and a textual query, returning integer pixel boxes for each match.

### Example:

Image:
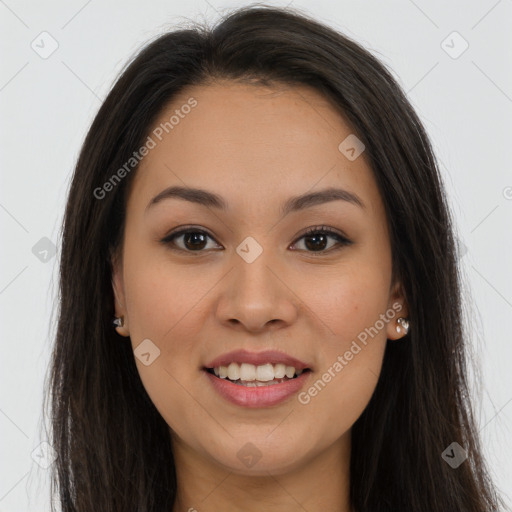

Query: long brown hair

[43,4,507,511]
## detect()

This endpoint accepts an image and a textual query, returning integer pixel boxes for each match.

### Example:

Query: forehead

[129,81,381,218]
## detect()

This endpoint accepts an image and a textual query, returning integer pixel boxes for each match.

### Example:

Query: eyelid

[160,225,221,252]
[160,224,353,254]
[296,225,351,243]
[290,225,353,255]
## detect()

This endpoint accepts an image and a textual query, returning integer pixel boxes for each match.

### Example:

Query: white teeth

[240,381,274,387]
[239,363,256,381]
[256,363,274,382]
[274,363,286,379]
[285,366,295,378]
[210,362,306,382]
[227,362,240,380]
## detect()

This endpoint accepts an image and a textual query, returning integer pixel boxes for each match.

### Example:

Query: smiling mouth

[205,362,312,387]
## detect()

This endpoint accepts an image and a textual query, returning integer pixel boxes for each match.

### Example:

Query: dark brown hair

[44,4,506,511]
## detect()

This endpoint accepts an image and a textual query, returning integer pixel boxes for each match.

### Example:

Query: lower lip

[204,370,311,408]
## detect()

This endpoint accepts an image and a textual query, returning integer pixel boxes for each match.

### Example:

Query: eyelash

[160,225,353,256]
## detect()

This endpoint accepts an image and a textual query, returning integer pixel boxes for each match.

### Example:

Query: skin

[111,80,408,512]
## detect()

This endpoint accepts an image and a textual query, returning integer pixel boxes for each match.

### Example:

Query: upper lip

[204,349,312,371]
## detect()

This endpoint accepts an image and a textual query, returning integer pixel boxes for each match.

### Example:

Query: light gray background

[1,1,511,510]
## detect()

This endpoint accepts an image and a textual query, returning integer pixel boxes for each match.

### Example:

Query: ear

[385,279,409,341]
[110,248,130,337]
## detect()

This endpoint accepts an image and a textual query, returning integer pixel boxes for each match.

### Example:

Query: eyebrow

[145,185,365,216]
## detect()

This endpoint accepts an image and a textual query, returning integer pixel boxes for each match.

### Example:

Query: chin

[202,429,315,477]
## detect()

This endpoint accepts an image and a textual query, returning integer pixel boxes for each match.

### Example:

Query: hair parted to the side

[43,3,506,511]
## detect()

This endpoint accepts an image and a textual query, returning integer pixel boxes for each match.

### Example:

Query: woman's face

[112,80,408,476]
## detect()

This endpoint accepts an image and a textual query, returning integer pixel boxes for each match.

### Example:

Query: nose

[214,250,299,334]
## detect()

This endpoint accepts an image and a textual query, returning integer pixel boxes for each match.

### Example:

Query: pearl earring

[396,317,409,335]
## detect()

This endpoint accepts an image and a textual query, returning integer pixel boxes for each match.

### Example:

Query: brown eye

[291,226,352,254]
[180,232,208,251]
[161,228,221,252]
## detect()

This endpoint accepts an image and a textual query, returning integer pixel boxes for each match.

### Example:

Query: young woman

[44,4,506,511]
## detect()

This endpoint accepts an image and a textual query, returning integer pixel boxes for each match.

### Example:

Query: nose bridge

[233,233,281,300]
[215,233,298,330]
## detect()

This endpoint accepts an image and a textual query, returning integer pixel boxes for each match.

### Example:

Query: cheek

[121,256,211,434]
[298,264,391,348]
[123,251,214,346]
[294,265,390,420]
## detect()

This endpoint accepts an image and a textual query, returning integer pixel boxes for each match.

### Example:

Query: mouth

[202,354,313,408]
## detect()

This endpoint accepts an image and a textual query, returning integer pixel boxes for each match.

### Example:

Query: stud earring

[113,316,124,328]
[396,317,409,335]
